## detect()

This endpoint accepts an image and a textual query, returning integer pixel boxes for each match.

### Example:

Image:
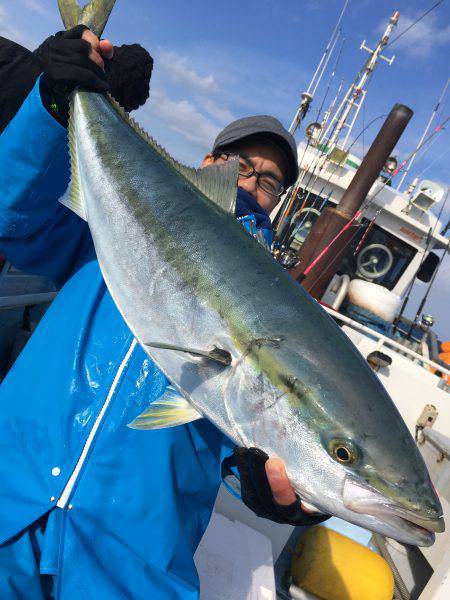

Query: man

[0,26,326,599]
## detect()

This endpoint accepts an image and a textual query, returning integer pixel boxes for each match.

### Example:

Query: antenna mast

[323,11,399,152]
[289,0,349,134]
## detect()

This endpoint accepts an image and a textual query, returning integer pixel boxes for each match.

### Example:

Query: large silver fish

[58,0,444,546]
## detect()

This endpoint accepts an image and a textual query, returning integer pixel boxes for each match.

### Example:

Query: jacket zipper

[57,338,137,508]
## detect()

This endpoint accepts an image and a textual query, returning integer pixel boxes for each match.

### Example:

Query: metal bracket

[415,404,438,443]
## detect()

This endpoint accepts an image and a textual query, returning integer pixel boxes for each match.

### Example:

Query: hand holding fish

[234,449,329,525]
[81,28,113,70]
[265,457,298,505]
[35,25,112,124]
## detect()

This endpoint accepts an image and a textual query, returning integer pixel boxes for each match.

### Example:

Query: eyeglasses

[215,152,285,198]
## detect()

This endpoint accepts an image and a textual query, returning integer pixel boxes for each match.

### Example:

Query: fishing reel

[274,247,299,270]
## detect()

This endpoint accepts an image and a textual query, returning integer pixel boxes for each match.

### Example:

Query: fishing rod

[395,188,450,334]
[295,108,445,286]
[389,116,449,183]
[287,105,447,262]
[320,78,344,137]
[392,225,437,334]
[275,106,385,251]
[404,143,449,198]
[283,112,389,248]
[412,243,449,326]
[307,168,448,308]
[282,12,400,234]
[397,76,450,190]
[294,117,389,264]
[276,44,349,233]
[314,38,347,126]
[286,94,350,211]
[289,0,350,134]
[274,98,345,241]
[410,129,445,172]
[289,29,341,134]
[276,3,351,234]
[277,11,403,248]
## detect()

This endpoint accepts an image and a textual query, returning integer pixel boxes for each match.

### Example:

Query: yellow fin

[127,386,202,430]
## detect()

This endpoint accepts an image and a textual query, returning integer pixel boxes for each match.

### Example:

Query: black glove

[229,447,330,526]
[34,25,109,125]
[105,43,153,112]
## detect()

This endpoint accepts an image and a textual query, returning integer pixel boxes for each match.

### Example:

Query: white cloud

[0,1,58,47]
[159,51,218,93]
[382,13,450,59]
[147,88,220,151]
[0,5,26,44]
[155,49,235,126]
[23,0,58,20]
[201,96,235,124]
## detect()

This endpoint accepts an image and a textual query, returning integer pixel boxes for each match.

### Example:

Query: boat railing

[322,305,450,382]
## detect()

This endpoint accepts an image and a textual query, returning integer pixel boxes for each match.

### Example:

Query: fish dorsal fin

[58,0,116,37]
[105,95,239,215]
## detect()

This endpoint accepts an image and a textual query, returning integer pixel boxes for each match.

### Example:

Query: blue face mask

[235,187,273,249]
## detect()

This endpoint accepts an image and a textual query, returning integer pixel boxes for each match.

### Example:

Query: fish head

[243,331,444,547]
[307,425,445,547]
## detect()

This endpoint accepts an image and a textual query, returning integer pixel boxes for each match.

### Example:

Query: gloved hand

[34,25,111,125]
[105,43,153,112]
[233,447,330,526]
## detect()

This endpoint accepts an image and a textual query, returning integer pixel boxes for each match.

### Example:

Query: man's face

[201,140,287,213]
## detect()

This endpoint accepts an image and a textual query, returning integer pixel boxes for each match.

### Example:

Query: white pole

[288,0,350,134]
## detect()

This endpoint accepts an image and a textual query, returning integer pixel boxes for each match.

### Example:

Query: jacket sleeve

[0,36,42,135]
[0,77,91,286]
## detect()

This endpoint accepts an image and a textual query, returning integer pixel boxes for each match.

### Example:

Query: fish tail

[57,0,116,37]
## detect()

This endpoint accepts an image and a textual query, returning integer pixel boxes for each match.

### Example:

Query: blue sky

[1,0,449,334]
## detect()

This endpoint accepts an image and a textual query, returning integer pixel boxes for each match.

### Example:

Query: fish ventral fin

[57,0,116,38]
[128,385,203,430]
[105,94,240,215]
[145,341,232,366]
[59,104,87,221]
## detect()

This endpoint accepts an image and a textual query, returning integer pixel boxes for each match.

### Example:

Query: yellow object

[291,526,394,600]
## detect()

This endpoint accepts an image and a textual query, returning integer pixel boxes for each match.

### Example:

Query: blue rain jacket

[0,79,236,599]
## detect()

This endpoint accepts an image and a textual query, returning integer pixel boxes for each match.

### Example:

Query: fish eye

[329,439,358,465]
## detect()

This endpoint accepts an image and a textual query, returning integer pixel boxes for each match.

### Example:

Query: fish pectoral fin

[127,385,203,430]
[145,342,232,366]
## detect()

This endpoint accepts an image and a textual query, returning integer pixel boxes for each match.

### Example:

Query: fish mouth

[343,477,444,544]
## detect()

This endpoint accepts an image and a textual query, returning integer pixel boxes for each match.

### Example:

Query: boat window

[336,222,416,290]
[283,191,331,251]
